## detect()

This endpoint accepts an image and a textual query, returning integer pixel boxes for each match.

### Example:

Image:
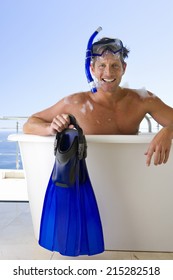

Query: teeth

[103,78,115,83]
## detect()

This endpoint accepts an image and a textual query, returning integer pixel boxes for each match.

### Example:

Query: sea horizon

[0,130,23,170]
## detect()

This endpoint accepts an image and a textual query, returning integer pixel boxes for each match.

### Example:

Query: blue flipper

[39,116,104,256]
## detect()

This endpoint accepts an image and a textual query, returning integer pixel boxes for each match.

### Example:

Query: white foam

[86,100,94,111]
[80,104,86,114]
[122,82,130,88]
[80,101,94,114]
[63,97,71,104]
[64,96,80,106]
[134,87,155,98]
[137,88,149,98]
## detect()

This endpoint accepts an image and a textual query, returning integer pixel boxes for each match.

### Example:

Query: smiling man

[23,36,173,166]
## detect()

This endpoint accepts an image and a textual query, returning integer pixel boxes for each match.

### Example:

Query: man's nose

[104,65,113,75]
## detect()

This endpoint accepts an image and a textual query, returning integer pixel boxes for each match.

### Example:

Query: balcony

[0,116,28,201]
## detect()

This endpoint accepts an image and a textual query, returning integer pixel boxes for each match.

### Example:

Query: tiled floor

[0,202,173,260]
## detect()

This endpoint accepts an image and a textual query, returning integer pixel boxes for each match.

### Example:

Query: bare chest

[72,102,143,135]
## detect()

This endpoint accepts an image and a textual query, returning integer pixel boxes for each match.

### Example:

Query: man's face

[91,52,126,92]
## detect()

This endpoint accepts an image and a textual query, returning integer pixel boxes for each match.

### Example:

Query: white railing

[0,116,28,131]
[0,116,28,169]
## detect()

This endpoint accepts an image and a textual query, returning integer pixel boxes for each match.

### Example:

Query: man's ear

[123,62,127,74]
[90,63,95,75]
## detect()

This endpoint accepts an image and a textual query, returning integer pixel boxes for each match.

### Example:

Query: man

[23,37,173,166]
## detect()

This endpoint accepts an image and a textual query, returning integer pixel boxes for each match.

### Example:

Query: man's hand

[49,114,72,134]
[145,127,172,166]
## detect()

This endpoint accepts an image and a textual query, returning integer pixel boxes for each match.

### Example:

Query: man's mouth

[102,78,116,83]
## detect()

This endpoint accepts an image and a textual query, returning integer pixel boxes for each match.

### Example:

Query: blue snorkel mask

[91,38,124,57]
[85,27,125,93]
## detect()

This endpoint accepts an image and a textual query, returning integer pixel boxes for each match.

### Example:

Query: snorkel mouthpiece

[85,26,102,93]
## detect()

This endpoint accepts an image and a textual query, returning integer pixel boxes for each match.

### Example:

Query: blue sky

[1,0,173,117]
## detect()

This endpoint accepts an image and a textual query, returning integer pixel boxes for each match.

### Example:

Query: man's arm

[23,99,71,135]
[145,125,173,166]
[144,95,173,165]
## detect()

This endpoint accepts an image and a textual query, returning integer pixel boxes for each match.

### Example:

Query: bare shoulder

[122,87,160,104]
[62,91,90,105]
[122,87,152,98]
[31,91,90,120]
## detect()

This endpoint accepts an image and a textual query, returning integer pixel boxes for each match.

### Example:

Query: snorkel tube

[85,26,102,93]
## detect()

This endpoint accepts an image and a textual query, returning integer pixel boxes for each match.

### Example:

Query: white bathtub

[8,133,173,253]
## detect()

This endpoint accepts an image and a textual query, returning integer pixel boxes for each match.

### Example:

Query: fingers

[145,127,173,166]
[145,149,152,166]
[163,149,170,164]
[154,146,164,165]
[145,146,170,166]
[51,114,71,133]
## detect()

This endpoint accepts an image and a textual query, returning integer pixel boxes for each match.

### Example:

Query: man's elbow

[23,116,37,134]
[23,118,32,134]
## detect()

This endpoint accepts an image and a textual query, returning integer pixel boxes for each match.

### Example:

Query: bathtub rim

[8,133,158,144]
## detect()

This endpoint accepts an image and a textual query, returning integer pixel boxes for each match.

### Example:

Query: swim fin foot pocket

[39,115,105,256]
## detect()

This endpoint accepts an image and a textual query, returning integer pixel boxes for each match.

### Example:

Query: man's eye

[113,64,120,69]
[98,64,105,68]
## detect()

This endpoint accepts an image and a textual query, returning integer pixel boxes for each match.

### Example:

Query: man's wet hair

[91,37,130,65]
